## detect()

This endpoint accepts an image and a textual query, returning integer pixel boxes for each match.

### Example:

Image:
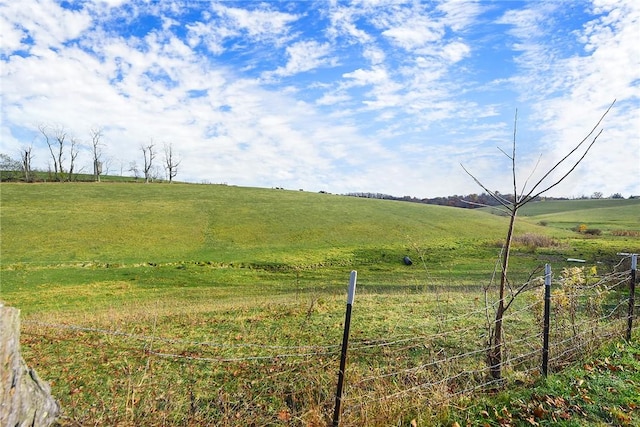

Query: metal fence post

[542,263,552,377]
[332,271,357,427]
[627,254,637,341]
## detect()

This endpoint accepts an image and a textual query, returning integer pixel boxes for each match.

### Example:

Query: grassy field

[493,198,640,233]
[1,182,639,426]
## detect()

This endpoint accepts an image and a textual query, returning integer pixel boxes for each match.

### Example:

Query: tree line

[0,124,180,184]
[344,190,631,209]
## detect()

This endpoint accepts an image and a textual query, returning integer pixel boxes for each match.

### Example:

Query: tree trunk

[0,306,59,427]
[488,209,517,380]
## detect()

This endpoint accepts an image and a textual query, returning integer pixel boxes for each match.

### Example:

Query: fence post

[332,271,357,427]
[627,254,637,341]
[542,263,552,377]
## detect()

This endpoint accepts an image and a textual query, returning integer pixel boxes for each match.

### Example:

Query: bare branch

[460,163,513,210]
[527,129,604,201]
[458,199,511,216]
[522,100,615,202]
[496,146,512,160]
[511,109,518,204]
[518,153,543,202]
[504,266,545,312]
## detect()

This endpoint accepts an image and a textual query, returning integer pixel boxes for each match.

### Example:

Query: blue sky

[1,0,638,197]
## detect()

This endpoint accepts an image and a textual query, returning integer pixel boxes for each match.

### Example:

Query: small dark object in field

[403,256,413,266]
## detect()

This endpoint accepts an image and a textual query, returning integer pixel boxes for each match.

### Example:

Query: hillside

[1,182,531,267]
[1,182,639,427]
[516,198,640,232]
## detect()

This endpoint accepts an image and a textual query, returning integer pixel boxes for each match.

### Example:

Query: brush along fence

[18,255,637,426]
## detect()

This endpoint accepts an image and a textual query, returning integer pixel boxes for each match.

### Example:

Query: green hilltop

[2,182,638,271]
[518,198,640,232]
[1,182,522,266]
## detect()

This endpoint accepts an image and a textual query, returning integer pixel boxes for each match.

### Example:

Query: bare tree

[21,146,34,182]
[39,124,84,182]
[163,142,180,183]
[141,141,156,183]
[39,124,69,181]
[461,100,615,380]
[129,161,140,180]
[54,126,67,181]
[67,136,81,182]
[39,124,58,180]
[90,127,104,182]
[101,156,113,176]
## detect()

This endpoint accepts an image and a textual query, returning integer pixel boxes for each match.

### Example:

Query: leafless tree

[39,124,70,181]
[90,127,104,182]
[461,100,615,380]
[101,156,113,176]
[67,136,81,182]
[141,141,156,183]
[151,165,164,181]
[39,124,58,180]
[129,161,140,179]
[21,146,34,182]
[53,126,67,181]
[163,142,180,183]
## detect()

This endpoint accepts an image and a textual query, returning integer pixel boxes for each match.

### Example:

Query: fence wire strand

[17,264,635,424]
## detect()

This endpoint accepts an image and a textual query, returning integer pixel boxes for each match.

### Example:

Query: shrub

[611,230,640,237]
[584,228,602,236]
[513,233,558,248]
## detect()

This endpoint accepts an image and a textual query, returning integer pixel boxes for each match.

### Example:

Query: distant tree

[0,153,22,181]
[39,124,58,180]
[0,153,20,169]
[141,141,156,183]
[129,161,140,179]
[40,124,73,181]
[163,142,180,183]
[591,191,603,199]
[53,126,67,181]
[101,157,113,176]
[90,127,104,182]
[68,136,81,181]
[461,101,615,380]
[21,146,34,182]
[151,165,164,181]
[611,193,623,199]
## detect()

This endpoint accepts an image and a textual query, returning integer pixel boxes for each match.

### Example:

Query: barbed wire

[23,320,342,351]
[16,264,634,424]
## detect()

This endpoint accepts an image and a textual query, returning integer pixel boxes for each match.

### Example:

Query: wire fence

[19,255,637,426]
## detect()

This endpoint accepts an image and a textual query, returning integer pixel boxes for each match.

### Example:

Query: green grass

[2,182,514,265]
[449,338,640,426]
[1,182,639,426]
[507,198,640,233]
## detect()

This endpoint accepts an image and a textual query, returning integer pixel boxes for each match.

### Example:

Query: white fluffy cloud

[1,0,638,198]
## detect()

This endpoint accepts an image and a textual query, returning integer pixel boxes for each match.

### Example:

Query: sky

[1,0,639,198]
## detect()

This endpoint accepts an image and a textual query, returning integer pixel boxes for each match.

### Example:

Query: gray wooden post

[0,306,59,426]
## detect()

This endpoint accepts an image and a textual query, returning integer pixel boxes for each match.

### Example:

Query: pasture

[1,182,639,425]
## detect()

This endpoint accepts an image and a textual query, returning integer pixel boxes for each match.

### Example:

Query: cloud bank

[1,0,638,197]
